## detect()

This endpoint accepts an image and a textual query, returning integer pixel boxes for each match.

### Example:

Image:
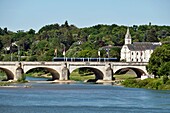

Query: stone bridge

[0,61,148,81]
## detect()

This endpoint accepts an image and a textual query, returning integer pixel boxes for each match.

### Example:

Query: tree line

[0,21,170,61]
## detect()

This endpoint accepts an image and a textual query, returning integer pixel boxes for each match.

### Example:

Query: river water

[0,77,170,113]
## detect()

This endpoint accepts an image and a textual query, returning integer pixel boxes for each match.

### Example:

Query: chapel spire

[125,27,132,44]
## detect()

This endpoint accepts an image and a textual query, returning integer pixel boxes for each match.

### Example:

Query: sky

[0,0,170,32]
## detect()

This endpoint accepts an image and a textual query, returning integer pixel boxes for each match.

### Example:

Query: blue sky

[0,0,170,32]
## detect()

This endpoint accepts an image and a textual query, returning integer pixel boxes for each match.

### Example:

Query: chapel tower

[125,28,132,45]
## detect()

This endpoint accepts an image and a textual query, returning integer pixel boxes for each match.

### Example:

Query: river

[0,77,170,113]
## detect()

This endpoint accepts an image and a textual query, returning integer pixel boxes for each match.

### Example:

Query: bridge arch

[70,67,104,81]
[24,67,60,80]
[0,67,14,80]
[114,67,147,78]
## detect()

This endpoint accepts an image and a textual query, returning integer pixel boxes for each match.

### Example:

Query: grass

[25,72,51,79]
[70,72,95,81]
[114,74,136,80]
[0,72,7,81]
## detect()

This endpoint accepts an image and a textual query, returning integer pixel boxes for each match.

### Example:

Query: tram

[52,57,118,62]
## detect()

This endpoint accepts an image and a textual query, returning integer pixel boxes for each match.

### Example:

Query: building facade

[120,28,162,62]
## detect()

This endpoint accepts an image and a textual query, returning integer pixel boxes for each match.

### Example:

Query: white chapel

[120,28,162,62]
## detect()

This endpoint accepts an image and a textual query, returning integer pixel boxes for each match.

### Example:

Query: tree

[0,23,170,62]
[28,29,35,35]
[147,44,170,77]
[158,62,170,77]
[77,50,98,58]
[146,28,159,42]
[0,27,4,35]
[64,20,69,27]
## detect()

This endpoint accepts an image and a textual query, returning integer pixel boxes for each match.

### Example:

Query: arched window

[141,52,143,56]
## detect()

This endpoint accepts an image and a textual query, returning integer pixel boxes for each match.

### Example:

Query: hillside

[0,21,170,61]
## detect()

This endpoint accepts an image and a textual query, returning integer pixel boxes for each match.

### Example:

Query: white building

[120,28,162,62]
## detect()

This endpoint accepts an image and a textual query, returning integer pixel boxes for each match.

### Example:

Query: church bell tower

[125,28,132,45]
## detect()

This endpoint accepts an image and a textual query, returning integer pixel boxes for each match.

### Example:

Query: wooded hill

[0,21,170,61]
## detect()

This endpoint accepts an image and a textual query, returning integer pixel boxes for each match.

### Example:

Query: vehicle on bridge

[52,57,118,62]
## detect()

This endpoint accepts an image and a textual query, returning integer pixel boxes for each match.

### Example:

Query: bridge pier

[103,63,113,81]
[60,63,70,80]
[14,62,25,81]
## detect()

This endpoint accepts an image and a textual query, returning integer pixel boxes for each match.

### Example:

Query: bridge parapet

[0,62,16,66]
[111,62,148,66]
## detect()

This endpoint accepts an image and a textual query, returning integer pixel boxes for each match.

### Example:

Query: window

[136,58,138,62]
[132,52,133,55]
[141,52,143,56]
[131,58,133,61]
[137,52,138,55]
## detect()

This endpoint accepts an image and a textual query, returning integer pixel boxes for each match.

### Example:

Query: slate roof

[127,42,161,51]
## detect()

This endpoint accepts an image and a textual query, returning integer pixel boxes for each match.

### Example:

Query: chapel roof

[127,42,161,51]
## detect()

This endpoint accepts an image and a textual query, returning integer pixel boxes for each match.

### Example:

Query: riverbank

[0,79,29,88]
[0,82,11,86]
[122,76,170,90]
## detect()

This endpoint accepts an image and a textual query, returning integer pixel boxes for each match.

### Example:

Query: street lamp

[54,48,57,58]
[62,44,66,61]
[63,47,66,61]
[18,46,20,62]
[11,43,20,62]
[98,50,100,62]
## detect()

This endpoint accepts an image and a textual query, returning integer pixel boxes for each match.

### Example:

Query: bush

[162,75,169,84]
[165,79,170,85]
[122,79,138,87]
[136,79,151,88]
[162,85,170,90]
[145,79,162,90]
[122,78,170,90]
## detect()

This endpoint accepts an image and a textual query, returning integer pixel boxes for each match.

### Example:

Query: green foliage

[77,50,98,58]
[0,82,10,86]
[146,27,159,42]
[109,47,121,59]
[162,75,169,84]
[0,70,7,80]
[114,74,136,80]
[122,79,138,87]
[1,23,170,61]
[147,44,170,77]
[158,62,170,77]
[145,79,162,90]
[17,79,28,83]
[70,72,95,81]
[122,77,170,90]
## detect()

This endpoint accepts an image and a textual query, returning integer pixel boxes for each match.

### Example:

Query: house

[120,28,162,62]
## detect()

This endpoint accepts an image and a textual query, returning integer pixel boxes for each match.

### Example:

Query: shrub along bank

[122,76,170,90]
